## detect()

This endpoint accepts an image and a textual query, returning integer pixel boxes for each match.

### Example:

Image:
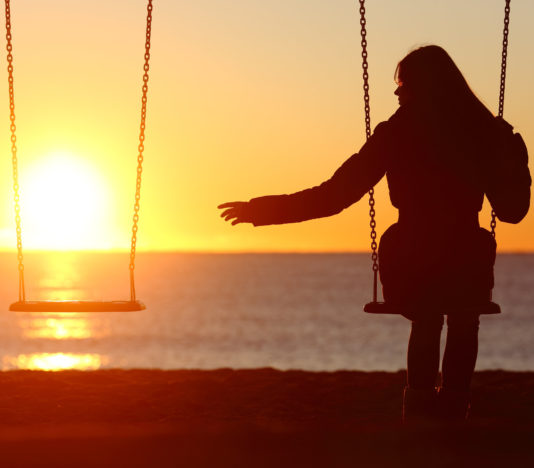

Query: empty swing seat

[4,0,153,315]
[9,300,146,313]
[364,301,501,316]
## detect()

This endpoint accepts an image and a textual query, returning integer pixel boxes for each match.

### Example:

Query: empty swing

[6,0,154,312]
[358,0,512,318]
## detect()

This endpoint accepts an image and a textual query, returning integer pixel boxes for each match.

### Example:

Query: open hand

[218,201,252,225]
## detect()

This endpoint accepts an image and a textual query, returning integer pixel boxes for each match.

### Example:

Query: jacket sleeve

[247,122,389,226]
[485,118,531,224]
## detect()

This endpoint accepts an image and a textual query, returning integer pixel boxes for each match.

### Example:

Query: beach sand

[0,369,533,467]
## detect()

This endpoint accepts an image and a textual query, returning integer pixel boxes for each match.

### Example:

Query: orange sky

[0,0,532,252]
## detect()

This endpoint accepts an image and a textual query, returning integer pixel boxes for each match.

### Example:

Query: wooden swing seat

[9,300,146,313]
[364,301,501,316]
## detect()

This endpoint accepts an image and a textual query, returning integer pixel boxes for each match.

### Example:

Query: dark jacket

[247,104,530,229]
[246,103,531,303]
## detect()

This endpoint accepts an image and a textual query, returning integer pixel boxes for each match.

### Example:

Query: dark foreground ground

[0,369,533,467]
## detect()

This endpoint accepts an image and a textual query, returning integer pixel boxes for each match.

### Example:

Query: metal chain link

[4,0,24,301]
[491,0,511,239]
[129,0,153,301]
[359,0,378,302]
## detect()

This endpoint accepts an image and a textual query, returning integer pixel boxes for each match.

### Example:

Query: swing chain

[4,0,25,301]
[359,0,378,301]
[498,0,510,119]
[359,1,371,142]
[4,0,152,304]
[491,0,511,239]
[129,0,153,301]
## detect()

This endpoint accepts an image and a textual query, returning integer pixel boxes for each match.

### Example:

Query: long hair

[395,45,494,121]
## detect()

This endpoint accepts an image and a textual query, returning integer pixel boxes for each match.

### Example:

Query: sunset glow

[0,0,530,252]
[19,153,113,250]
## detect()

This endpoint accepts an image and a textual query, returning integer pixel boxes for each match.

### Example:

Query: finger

[231,219,243,226]
[220,208,235,218]
[224,214,237,222]
[218,201,242,209]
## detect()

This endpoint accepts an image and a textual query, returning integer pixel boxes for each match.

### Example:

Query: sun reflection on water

[3,353,107,371]
[19,313,108,340]
[37,252,86,301]
[17,252,112,340]
[11,253,121,371]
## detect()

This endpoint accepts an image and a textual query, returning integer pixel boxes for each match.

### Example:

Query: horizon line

[0,249,532,255]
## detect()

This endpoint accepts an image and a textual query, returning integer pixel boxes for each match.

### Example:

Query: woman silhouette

[218,46,530,422]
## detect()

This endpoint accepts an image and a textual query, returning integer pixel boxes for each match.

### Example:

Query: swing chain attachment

[359,0,378,302]
[491,0,511,239]
[4,0,25,301]
[129,0,153,302]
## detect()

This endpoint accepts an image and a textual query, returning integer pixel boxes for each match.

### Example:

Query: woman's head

[394,45,491,117]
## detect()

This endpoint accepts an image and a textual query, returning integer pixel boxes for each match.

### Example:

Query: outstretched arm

[218,122,390,226]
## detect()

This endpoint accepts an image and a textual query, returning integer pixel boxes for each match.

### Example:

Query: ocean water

[0,252,532,371]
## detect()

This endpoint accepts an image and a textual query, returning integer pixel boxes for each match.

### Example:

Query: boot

[402,386,438,425]
[437,387,470,422]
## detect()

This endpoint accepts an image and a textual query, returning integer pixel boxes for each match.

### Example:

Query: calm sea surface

[0,252,532,371]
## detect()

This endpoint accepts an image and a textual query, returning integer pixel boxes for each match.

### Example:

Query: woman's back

[383,102,494,234]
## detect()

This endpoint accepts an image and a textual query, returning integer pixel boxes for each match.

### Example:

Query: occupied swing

[6,0,154,312]
[359,0,512,317]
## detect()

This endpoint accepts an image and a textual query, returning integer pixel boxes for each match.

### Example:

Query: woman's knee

[446,314,480,332]
[411,315,444,334]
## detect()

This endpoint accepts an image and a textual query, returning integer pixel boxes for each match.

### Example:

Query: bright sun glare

[20,153,112,250]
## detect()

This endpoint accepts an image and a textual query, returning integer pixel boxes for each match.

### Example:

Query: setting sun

[19,152,113,250]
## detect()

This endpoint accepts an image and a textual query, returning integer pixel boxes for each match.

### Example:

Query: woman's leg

[407,315,444,389]
[402,315,444,423]
[437,314,480,420]
[442,314,480,391]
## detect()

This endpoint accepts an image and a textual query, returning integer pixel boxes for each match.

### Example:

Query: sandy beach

[0,369,533,467]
